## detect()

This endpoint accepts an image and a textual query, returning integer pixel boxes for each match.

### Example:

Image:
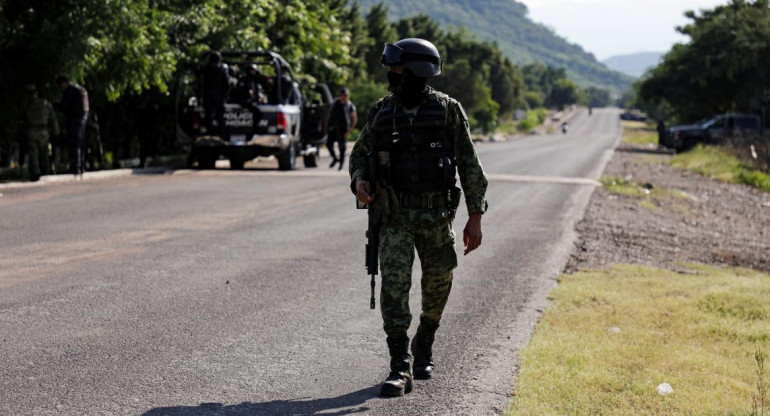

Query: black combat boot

[411,320,439,380]
[379,336,413,397]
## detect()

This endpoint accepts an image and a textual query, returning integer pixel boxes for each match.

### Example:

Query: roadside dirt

[567,143,770,274]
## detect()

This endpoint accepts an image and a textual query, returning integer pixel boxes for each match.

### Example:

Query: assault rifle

[361,129,382,310]
[365,209,380,310]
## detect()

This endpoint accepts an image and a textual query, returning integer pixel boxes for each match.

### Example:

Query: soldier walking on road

[349,38,488,397]
[20,84,59,181]
[55,76,89,176]
[325,87,357,170]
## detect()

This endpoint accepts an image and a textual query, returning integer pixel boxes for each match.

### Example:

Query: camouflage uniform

[22,96,60,180]
[349,87,488,348]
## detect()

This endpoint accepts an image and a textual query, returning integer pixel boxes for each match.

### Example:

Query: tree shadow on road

[141,385,380,416]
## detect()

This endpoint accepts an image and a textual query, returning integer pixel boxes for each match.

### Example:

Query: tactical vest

[25,98,52,128]
[370,94,456,194]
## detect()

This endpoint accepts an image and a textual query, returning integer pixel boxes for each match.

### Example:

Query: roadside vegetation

[620,1,770,187]
[622,121,658,146]
[671,145,770,193]
[516,108,549,133]
[508,263,770,416]
[632,0,770,125]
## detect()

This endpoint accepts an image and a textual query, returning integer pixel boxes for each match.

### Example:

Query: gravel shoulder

[568,142,770,274]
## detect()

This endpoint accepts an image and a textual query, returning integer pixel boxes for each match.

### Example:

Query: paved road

[0,109,620,415]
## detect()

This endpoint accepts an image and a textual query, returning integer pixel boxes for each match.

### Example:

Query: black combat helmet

[381,38,442,78]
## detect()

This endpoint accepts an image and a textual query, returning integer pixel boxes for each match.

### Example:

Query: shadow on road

[141,385,380,416]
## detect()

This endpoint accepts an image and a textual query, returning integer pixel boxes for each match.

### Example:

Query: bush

[524,91,544,109]
[517,119,535,132]
[671,144,770,193]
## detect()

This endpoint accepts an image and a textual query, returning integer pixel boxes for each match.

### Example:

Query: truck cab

[664,113,763,150]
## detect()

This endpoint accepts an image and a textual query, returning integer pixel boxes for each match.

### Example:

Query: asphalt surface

[0,108,620,415]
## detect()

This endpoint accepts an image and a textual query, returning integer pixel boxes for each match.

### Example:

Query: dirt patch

[567,143,770,274]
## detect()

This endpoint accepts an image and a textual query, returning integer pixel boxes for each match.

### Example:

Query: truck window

[703,118,725,129]
[735,117,759,130]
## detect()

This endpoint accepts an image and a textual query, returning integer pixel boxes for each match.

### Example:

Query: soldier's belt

[398,193,447,209]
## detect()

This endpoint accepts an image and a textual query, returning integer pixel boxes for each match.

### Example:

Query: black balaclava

[387,69,428,108]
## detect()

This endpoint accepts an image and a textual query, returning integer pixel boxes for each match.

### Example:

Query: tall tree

[640,0,770,121]
[363,3,398,77]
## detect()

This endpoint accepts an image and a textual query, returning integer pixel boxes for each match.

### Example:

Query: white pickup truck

[178,51,332,170]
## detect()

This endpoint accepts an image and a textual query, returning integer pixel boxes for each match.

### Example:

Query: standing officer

[20,84,59,181]
[325,87,357,170]
[55,76,89,176]
[349,38,488,397]
[201,51,230,139]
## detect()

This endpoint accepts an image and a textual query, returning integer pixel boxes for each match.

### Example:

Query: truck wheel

[229,158,245,170]
[278,144,297,171]
[197,152,217,170]
[303,153,317,168]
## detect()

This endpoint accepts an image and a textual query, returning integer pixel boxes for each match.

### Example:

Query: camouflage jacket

[349,87,488,215]
[22,97,60,141]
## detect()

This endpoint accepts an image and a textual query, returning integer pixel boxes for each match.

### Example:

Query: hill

[603,52,664,78]
[357,0,633,93]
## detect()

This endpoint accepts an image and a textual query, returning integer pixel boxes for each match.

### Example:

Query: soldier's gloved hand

[463,213,483,256]
[355,177,375,204]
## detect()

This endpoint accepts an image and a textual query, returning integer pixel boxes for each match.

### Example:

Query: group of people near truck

[19,76,104,181]
[198,51,302,140]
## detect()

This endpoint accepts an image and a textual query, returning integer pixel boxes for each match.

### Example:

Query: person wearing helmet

[349,38,488,397]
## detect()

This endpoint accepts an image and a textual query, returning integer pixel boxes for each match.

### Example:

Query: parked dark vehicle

[176,51,333,170]
[620,110,647,122]
[663,113,763,150]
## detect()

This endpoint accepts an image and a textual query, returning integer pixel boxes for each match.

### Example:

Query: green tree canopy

[639,0,770,122]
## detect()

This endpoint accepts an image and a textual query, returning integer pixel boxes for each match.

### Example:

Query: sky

[521,0,727,60]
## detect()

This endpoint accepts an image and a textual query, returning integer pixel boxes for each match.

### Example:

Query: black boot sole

[413,369,432,380]
[379,380,413,397]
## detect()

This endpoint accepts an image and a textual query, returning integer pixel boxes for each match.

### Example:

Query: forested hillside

[358,0,632,92]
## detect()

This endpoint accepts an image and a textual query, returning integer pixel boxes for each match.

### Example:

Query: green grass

[622,121,659,146]
[508,264,770,416]
[671,145,770,193]
[601,175,690,209]
[495,119,519,136]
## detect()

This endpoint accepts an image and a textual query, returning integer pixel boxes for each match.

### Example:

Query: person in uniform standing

[201,51,231,139]
[325,87,357,170]
[55,76,89,176]
[349,38,488,397]
[20,84,59,181]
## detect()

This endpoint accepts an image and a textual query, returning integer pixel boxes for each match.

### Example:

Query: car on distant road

[662,113,763,150]
[176,51,333,170]
[620,110,647,122]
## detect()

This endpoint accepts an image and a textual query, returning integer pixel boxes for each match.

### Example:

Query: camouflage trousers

[379,208,458,339]
[25,133,50,179]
